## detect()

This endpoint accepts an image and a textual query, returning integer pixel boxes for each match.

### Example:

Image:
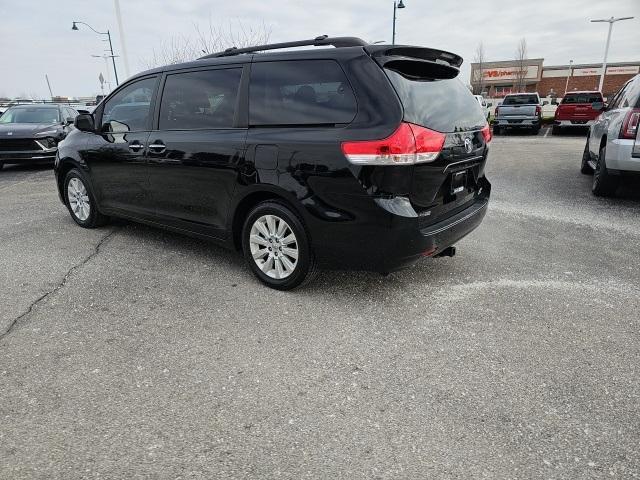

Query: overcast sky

[1,0,638,98]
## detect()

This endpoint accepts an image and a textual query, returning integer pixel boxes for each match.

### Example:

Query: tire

[493,125,501,136]
[551,125,560,135]
[592,144,619,197]
[580,137,594,174]
[0,162,4,171]
[64,168,109,228]
[241,200,317,290]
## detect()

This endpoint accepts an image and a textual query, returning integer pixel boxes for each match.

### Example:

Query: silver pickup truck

[493,93,542,135]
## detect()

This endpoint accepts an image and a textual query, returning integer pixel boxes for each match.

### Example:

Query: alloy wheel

[249,214,299,279]
[67,177,91,221]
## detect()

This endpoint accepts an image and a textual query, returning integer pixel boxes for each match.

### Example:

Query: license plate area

[450,170,467,195]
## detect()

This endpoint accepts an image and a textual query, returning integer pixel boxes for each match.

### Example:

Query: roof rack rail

[199,35,368,59]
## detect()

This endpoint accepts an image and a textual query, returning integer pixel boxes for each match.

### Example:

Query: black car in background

[0,104,78,170]
[55,36,491,289]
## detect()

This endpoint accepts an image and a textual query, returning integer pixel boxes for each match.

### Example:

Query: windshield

[562,93,603,104]
[0,107,60,124]
[502,95,539,105]
[385,69,486,133]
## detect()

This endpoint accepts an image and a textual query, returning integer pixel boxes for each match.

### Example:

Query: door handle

[128,142,144,152]
[148,141,166,153]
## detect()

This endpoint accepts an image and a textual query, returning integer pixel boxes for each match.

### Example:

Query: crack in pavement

[0,228,118,341]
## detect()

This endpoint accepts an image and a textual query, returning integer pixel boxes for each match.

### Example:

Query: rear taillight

[494,106,500,117]
[535,105,541,116]
[341,122,445,165]
[481,124,492,143]
[620,108,640,140]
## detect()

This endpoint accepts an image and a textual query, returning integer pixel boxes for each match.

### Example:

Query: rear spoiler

[364,45,462,80]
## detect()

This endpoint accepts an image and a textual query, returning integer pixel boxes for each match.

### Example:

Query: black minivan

[55,36,491,289]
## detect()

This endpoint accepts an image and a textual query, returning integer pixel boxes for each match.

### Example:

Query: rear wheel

[493,125,501,135]
[0,162,4,171]
[580,137,594,174]
[532,125,541,135]
[592,144,619,197]
[64,168,109,228]
[242,201,317,290]
[551,125,560,135]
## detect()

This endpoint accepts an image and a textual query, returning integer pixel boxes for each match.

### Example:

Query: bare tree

[513,38,528,93]
[473,42,486,95]
[144,18,271,69]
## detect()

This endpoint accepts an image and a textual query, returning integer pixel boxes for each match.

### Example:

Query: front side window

[159,68,241,130]
[0,107,60,124]
[250,60,357,126]
[101,77,156,132]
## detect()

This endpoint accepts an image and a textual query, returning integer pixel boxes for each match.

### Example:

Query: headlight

[35,137,57,149]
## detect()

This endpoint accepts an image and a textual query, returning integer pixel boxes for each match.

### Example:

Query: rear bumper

[312,177,491,272]
[554,119,594,127]
[495,117,539,128]
[605,138,640,172]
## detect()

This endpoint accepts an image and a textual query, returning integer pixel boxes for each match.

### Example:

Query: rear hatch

[378,52,489,222]
[556,92,603,122]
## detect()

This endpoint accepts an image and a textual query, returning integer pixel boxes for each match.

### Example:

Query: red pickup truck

[552,91,604,134]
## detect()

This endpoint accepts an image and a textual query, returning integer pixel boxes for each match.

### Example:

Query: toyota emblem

[464,137,473,154]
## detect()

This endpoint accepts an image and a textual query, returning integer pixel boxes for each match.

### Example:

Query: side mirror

[591,102,605,111]
[74,113,95,132]
[542,101,549,106]
[65,116,75,125]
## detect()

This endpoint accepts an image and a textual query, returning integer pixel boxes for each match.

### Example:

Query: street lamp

[72,21,119,86]
[590,16,634,92]
[392,0,406,45]
[564,59,573,94]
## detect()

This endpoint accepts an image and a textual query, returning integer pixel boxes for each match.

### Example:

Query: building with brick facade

[471,59,639,100]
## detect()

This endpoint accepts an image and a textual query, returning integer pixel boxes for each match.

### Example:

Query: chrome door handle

[148,142,166,153]
[128,142,144,152]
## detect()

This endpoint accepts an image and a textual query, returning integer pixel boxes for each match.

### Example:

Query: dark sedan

[0,104,78,170]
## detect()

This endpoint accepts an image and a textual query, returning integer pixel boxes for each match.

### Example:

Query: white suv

[582,74,640,196]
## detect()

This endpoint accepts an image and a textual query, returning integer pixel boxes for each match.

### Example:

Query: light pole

[564,59,573,94]
[590,16,634,92]
[392,0,406,45]
[72,21,119,86]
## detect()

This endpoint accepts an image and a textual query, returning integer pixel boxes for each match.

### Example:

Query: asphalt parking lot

[1,132,639,479]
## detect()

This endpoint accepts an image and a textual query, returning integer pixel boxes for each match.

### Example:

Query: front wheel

[592,144,619,197]
[64,168,109,228]
[242,201,317,290]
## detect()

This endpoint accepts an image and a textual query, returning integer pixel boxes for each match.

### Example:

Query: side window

[64,107,76,120]
[159,68,241,130]
[620,77,640,109]
[250,60,357,126]
[608,83,629,110]
[101,77,156,132]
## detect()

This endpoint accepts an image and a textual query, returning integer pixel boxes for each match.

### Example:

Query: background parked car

[493,93,542,135]
[0,104,78,170]
[581,74,640,196]
[552,91,603,134]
